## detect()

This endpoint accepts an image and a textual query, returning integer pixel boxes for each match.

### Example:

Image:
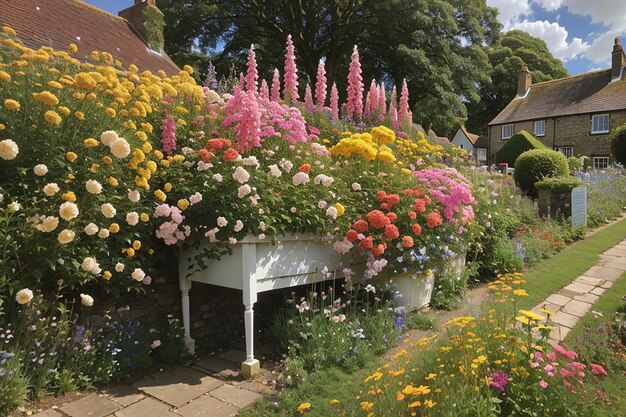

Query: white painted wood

[451,128,475,154]
[388,271,435,309]
[571,187,587,228]
[178,274,195,354]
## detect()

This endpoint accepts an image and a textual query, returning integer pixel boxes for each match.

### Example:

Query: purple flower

[489,370,508,392]
[394,316,405,330]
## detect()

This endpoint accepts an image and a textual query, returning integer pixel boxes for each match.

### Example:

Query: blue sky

[87,0,625,76]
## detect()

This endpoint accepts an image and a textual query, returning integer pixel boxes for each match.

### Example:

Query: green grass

[518,217,626,310]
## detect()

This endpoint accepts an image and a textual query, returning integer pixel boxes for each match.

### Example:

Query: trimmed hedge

[535,176,583,193]
[513,149,569,196]
[495,130,545,167]
[610,124,626,166]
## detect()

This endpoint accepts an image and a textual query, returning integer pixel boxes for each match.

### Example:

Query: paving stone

[552,311,579,328]
[574,276,605,287]
[232,380,273,395]
[601,280,614,289]
[174,395,238,417]
[114,398,178,417]
[574,293,600,304]
[103,385,145,407]
[584,266,624,281]
[591,287,607,296]
[602,261,626,271]
[218,349,247,364]
[603,248,626,257]
[545,293,571,306]
[195,357,239,373]
[563,282,595,295]
[136,374,224,407]
[549,325,571,342]
[600,255,626,265]
[61,394,120,417]
[562,299,592,318]
[32,410,63,417]
[556,288,580,298]
[149,367,209,384]
[209,384,262,408]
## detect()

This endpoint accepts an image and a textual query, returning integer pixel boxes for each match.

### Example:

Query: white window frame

[593,157,609,170]
[591,114,610,134]
[555,146,573,158]
[501,124,514,140]
[533,120,545,137]
[476,148,487,162]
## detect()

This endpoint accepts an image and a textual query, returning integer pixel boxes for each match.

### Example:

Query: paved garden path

[27,235,626,417]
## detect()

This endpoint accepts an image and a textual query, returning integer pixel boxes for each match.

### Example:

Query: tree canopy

[158,0,501,135]
[465,30,568,135]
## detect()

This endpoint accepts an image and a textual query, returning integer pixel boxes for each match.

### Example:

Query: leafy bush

[567,156,583,174]
[495,130,545,166]
[535,176,583,193]
[513,149,569,196]
[610,124,626,166]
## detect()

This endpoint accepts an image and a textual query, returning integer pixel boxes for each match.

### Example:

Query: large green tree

[466,30,568,135]
[158,0,501,135]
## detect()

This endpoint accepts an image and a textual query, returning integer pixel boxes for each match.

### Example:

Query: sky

[88,0,625,76]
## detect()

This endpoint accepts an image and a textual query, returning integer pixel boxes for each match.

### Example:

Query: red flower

[590,364,607,376]
[366,210,390,229]
[298,163,311,173]
[198,148,213,162]
[346,229,359,242]
[402,236,414,248]
[371,244,386,257]
[412,223,422,236]
[413,199,426,213]
[353,219,369,233]
[206,138,231,151]
[426,212,443,228]
[385,194,400,205]
[359,236,374,250]
[408,210,417,219]
[376,190,387,201]
[384,224,400,239]
[386,212,398,222]
[403,189,414,195]
[380,202,389,211]
[223,147,239,162]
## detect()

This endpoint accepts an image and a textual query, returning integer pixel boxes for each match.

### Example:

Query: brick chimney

[612,37,625,80]
[517,66,532,97]
[119,0,165,51]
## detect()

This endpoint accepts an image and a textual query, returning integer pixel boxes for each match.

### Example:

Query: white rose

[128,189,140,203]
[232,166,250,184]
[228,237,237,244]
[234,220,244,232]
[268,164,282,178]
[237,184,251,198]
[36,216,59,233]
[326,206,338,219]
[85,179,102,195]
[189,192,202,205]
[80,293,94,307]
[258,233,266,240]
[110,138,131,159]
[126,212,139,226]
[57,229,75,244]
[279,159,293,172]
[100,130,119,146]
[115,262,125,272]
[15,288,34,305]
[98,228,110,238]
[101,203,116,218]
[131,268,145,282]
[84,223,98,235]
[292,172,310,186]
[314,174,334,187]
[81,257,97,272]
[43,183,60,197]
[0,139,19,160]
[8,202,20,212]
[59,201,79,221]
[33,164,48,176]
[242,156,260,168]
[217,216,228,227]
[352,182,362,191]
[212,173,223,182]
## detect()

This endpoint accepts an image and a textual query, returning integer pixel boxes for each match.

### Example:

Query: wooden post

[241,242,260,378]
[179,274,195,354]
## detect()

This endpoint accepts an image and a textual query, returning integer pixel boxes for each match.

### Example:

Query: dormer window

[591,114,610,134]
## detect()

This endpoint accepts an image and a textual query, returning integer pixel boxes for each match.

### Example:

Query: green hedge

[610,124,626,166]
[495,130,545,166]
[513,149,569,196]
[535,176,583,193]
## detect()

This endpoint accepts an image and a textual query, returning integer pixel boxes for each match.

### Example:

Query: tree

[610,124,626,165]
[158,0,501,135]
[466,30,568,135]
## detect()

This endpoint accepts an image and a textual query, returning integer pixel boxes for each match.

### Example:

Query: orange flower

[426,212,442,228]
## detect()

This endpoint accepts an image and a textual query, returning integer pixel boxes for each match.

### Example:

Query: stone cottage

[451,125,488,165]
[488,37,626,169]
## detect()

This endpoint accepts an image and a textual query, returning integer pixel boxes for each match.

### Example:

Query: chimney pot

[612,36,625,80]
[517,66,532,97]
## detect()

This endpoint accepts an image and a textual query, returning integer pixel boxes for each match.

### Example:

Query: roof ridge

[532,68,611,87]
[67,0,127,22]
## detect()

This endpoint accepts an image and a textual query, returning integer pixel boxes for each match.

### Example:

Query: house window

[476,148,487,162]
[593,157,609,169]
[555,146,573,158]
[591,114,610,134]
[502,124,514,139]
[533,120,545,137]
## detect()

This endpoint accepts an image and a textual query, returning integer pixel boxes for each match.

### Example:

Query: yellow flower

[334,203,345,216]
[177,199,189,210]
[74,73,97,90]
[540,305,555,316]
[68,43,78,54]
[90,163,99,173]
[131,240,142,250]
[296,402,311,414]
[0,70,11,82]
[164,182,172,192]
[329,400,339,406]
[154,190,166,202]
[58,106,70,116]
[105,108,116,118]
[44,110,62,125]
[142,142,153,153]
[0,123,5,130]
[74,111,85,120]
[126,248,135,258]
[360,402,374,411]
[396,393,406,401]
[84,138,99,148]
[48,80,64,89]
[183,64,194,74]
[32,91,59,106]
[61,191,76,202]
[109,223,120,233]
[153,150,164,160]
[136,131,148,141]
[103,270,112,280]
[4,99,20,110]
[91,50,100,61]
[2,26,17,36]
[513,289,528,297]
[107,177,119,187]
[65,151,77,162]
[148,248,154,255]
[140,213,149,222]
[515,316,530,325]
[519,309,545,322]
[103,156,113,165]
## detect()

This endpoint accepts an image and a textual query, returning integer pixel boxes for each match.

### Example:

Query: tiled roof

[434,136,450,146]
[0,0,180,75]
[459,125,481,145]
[489,69,626,125]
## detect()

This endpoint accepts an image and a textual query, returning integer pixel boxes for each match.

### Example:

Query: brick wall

[489,109,626,162]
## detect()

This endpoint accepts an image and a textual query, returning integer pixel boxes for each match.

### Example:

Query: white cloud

[533,0,564,12]
[510,19,589,61]
[486,0,532,29]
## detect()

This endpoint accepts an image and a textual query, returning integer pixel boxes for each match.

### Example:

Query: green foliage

[430,259,470,310]
[609,123,626,166]
[584,168,626,226]
[567,156,583,174]
[466,30,568,135]
[535,176,583,193]
[494,130,545,166]
[513,149,569,196]
[143,7,166,51]
[404,311,437,331]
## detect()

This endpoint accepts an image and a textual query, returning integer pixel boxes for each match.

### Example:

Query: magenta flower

[315,59,327,108]
[539,380,549,389]
[345,45,364,120]
[221,88,262,151]
[270,68,281,102]
[283,34,299,103]
[489,370,508,392]
[245,44,258,92]
[161,114,176,155]
[330,82,339,121]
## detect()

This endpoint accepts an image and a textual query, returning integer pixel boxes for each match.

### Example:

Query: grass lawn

[241,218,626,417]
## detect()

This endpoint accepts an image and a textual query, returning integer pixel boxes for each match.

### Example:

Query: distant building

[451,125,488,165]
[0,0,179,74]
[488,37,626,169]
